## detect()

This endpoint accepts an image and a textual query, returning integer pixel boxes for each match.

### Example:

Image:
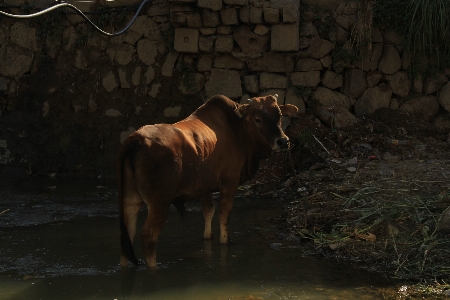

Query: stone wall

[0,0,449,178]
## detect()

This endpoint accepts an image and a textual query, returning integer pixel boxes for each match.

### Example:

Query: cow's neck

[239,128,272,184]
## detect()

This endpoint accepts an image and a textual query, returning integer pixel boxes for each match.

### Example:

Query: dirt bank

[251,108,450,298]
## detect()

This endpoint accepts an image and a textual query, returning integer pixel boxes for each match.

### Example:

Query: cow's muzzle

[274,137,290,151]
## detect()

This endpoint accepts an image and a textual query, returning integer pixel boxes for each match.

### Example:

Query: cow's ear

[235,104,248,118]
[279,104,298,117]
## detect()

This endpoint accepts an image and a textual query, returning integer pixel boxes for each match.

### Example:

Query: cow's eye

[255,117,262,123]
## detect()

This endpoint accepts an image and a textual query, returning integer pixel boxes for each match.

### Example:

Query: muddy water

[0,178,393,300]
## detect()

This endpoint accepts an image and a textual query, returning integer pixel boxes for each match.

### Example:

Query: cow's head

[235,94,298,151]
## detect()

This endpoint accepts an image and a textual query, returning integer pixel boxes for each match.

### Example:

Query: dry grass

[351,0,374,53]
[254,109,450,297]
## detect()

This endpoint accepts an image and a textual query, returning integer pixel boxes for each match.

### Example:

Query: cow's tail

[117,138,140,266]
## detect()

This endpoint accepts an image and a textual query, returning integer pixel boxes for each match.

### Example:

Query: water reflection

[0,178,392,299]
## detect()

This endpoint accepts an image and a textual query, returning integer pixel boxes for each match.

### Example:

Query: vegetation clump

[373,0,450,72]
[254,108,450,298]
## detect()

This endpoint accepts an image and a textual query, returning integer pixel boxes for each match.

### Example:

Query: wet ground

[0,177,392,300]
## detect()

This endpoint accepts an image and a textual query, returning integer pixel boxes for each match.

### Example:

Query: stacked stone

[1,0,450,126]
[296,0,450,129]
[165,0,450,128]
[166,0,304,113]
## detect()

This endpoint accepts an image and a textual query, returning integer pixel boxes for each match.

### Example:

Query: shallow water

[0,178,392,299]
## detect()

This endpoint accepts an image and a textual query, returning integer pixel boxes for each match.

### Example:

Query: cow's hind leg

[121,201,143,266]
[141,202,170,267]
[201,193,215,239]
[120,161,144,266]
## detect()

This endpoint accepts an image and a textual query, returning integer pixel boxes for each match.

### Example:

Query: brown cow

[117,94,298,267]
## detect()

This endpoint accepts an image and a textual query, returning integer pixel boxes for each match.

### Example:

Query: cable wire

[0,0,152,36]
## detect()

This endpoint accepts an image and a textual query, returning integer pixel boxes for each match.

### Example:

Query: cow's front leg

[141,202,170,267]
[219,183,238,244]
[201,193,215,239]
